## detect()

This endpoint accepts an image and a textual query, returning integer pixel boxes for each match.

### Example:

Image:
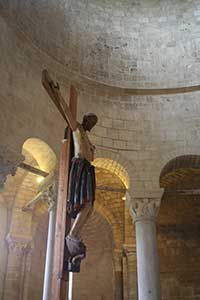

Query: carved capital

[0,146,24,188]
[6,234,32,255]
[44,185,57,211]
[130,198,161,223]
[39,171,58,212]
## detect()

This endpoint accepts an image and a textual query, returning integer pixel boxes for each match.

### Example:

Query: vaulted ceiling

[1,0,200,88]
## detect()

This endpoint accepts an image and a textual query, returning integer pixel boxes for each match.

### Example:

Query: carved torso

[72,124,95,162]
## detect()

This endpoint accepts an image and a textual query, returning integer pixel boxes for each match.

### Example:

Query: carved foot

[65,235,86,273]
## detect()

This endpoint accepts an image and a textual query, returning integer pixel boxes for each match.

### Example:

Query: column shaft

[128,196,162,300]
[42,206,56,300]
[135,219,160,300]
[113,249,123,300]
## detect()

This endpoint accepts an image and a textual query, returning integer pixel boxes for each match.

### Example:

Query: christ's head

[82,113,98,132]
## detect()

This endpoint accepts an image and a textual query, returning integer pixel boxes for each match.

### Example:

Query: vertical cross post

[50,85,77,300]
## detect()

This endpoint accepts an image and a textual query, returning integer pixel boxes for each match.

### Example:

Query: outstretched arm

[42,70,78,131]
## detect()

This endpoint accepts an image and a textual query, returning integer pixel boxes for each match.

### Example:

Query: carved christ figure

[63,103,98,270]
[41,70,98,272]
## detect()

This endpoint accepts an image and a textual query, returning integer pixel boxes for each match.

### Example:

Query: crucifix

[42,70,98,300]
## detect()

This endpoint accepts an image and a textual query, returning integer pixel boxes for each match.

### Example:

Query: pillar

[130,198,161,300]
[123,245,137,300]
[3,235,32,300]
[113,249,123,300]
[42,184,57,300]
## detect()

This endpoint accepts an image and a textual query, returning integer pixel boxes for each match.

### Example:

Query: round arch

[93,157,130,189]
[160,154,200,189]
[23,137,57,173]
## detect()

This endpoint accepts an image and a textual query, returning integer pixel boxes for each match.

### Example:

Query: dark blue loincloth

[67,158,96,218]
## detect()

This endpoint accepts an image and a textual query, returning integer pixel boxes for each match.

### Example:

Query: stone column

[21,247,33,300]
[130,198,161,300]
[123,245,137,300]
[3,235,32,300]
[113,249,123,300]
[42,184,57,300]
[0,146,24,188]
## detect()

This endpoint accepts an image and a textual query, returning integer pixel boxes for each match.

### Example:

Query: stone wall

[27,216,48,300]
[160,239,200,300]
[73,211,114,300]
[1,6,200,198]
[158,194,200,300]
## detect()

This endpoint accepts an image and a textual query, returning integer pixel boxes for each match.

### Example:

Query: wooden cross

[42,70,77,300]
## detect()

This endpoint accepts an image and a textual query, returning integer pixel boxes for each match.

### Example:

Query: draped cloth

[67,158,96,218]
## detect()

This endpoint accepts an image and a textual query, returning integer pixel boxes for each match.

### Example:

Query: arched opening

[1,137,56,300]
[158,155,200,299]
[23,137,57,173]
[93,157,130,189]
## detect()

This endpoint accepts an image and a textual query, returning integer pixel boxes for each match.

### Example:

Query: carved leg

[66,203,93,272]
[69,203,93,238]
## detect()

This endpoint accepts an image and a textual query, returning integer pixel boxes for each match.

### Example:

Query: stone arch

[2,138,57,299]
[94,148,134,191]
[11,137,57,210]
[7,137,56,241]
[160,145,200,173]
[93,158,129,189]
[150,145,200,191]
[159,154,200,189]
[93,156,126,249]
[22,137,57,173]
[160,155,200,180]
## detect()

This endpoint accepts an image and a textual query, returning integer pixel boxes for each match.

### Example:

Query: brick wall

[73,211,114,300]
[158,194,200,300]
[28,216,48,300]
